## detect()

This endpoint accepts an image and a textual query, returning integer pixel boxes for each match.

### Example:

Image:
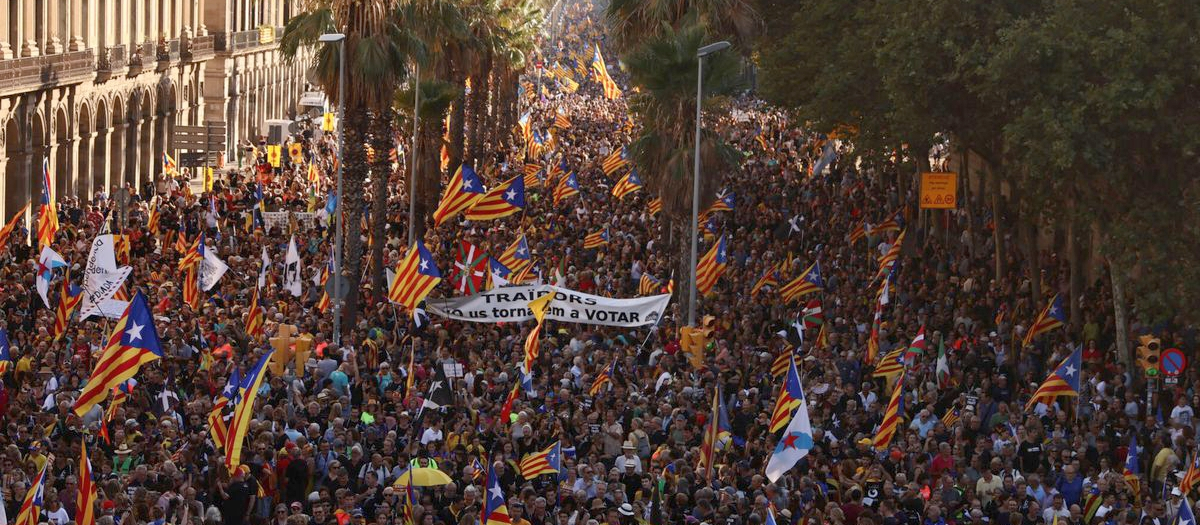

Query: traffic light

[1137,335,1161,377]
[680,325,713,368]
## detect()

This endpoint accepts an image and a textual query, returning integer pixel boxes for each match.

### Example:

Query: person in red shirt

[930,442,956,477]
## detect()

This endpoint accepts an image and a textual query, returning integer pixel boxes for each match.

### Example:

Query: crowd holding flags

[433,164,486,226]
[695,234,729,295]
[602,147,628,176]
[872,368,907,449]
[481,462,513,525]
[552,171,580,206]
[523,291,554,369]
[0,202,29,250]
[0,328,11,376]
[778,261,823,302]
[765,366,814,483]
[591,44,622,99]
[388,241,443,310]
[638,273,661,296]
[73,292,164,416]
[518,441,562,479]
[582,227,610,249]
[648,197,663,216]
[496,234,531,273]
[873,230,905,282]
[37,158,58,248]
[1024,345,1082,411]
[589,359,616,396]
[1124,434,1141,496]
[465,175,526,220]
[225,350,274,468]
[14,464,46,525]
[1181,454,1200,496]
[208,370,241,450]
[1023,294,1067,346]
[750,265,781,296]
[769,355,806,432]
[78,441,98,525]
[611,169,643,199]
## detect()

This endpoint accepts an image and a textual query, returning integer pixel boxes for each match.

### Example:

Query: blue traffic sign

[1160,348,1186,377]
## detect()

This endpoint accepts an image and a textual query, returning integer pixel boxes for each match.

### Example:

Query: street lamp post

[408,61,420,247]
[688,40,731,328]
[319,32,346,345]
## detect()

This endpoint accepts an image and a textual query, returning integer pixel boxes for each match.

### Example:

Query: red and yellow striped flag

[872,369,906,450]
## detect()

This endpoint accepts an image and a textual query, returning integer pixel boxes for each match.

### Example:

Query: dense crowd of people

[0,2,1197,525]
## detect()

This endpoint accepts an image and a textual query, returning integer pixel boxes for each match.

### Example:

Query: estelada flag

[433,164,486,226]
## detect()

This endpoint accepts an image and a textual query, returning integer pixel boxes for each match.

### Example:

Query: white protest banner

[425,285,670,327]
[79,267,132,320]
[84,234,118,275]
[261,211,290,230]
[200,248,229,291]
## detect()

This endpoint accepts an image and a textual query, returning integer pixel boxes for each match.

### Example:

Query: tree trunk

[368,109,394,299]
[961,146,974,259]
[1020,200,1040,306]
[468,54,493,168]
[449,96,466,173]
[339,105,370,341]
[1067,206,1084,331]
[989,163,1004,282]
[1109,254,1131,368]
[413,114,448,240]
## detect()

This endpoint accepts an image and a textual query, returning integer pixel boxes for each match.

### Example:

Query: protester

[0,2,1194,525]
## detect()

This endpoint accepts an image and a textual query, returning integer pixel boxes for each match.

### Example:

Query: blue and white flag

[765,374,814,483]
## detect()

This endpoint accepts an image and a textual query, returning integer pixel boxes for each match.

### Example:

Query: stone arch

[136,87,155,190]
[154,80,176,173]
[92,97,109,197]
[110,94,126,189]
[77,101,94,199]
[4,118,25,218]
[31,110,47,209]
[54,107,70,198]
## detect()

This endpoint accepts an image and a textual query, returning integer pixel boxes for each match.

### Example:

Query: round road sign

[1160,348,1186,377]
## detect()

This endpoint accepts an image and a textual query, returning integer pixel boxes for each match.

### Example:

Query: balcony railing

[157,39,180,65]
[128,41,156,70]
[181,34,215,62]
[96,44,128,76]
[214,28,284,55]
[0,49,96,97]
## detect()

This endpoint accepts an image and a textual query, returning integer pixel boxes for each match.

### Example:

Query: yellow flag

[529,289,554,323]
[204,167,214,192]
[267,145,282,167]
[322,112,335,132]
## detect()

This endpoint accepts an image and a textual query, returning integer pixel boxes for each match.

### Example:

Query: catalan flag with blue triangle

[1022,294,1067,347]
[433,164,486,226]
[73,292,164,416]
[611,169,643,199]
[695,234,728,295]
[466,175,526,221]
[1024,344,1082,411]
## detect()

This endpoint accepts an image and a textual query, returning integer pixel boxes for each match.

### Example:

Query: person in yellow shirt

[27,441,48,473]
[1151,439,1179,485]
[510,502,533,525]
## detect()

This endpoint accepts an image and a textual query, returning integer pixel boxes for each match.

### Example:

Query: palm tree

[606,0,760,55]
[488,0,541,152]
[280,0,417,337]
[394,80,462,241]
[622,21,744,290]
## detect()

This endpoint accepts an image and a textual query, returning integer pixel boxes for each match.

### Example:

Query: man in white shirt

[613,442,643,473]
[420,418,444,445]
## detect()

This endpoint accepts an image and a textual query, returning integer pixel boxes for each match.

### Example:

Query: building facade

[0,0,310,219]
